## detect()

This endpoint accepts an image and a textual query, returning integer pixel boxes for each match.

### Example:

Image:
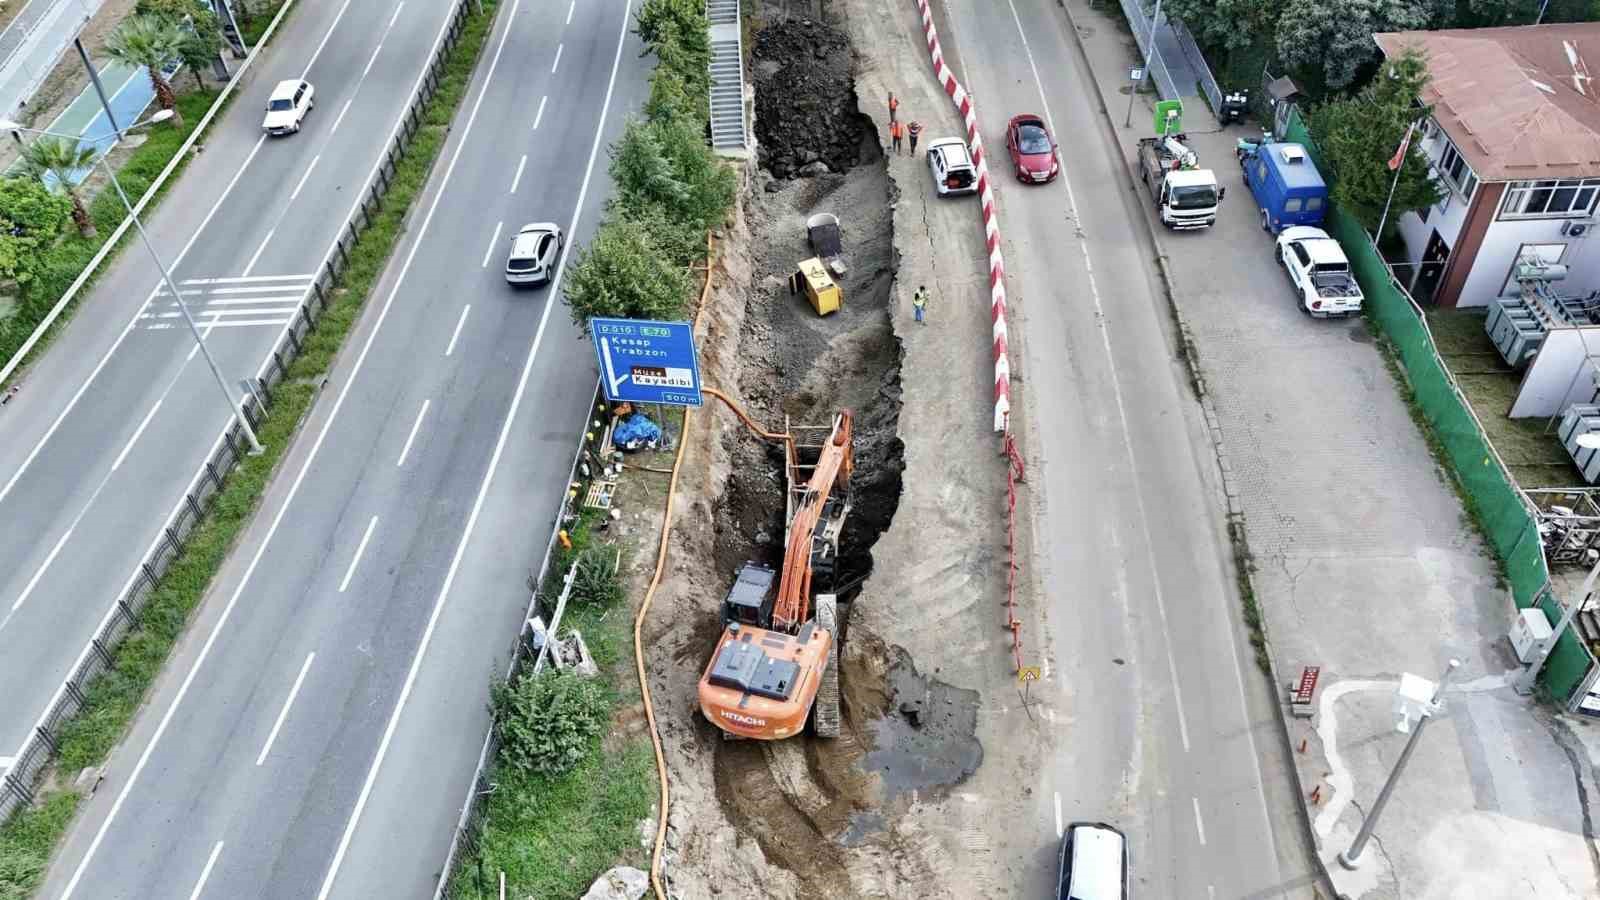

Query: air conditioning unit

[1563,219,1594,237]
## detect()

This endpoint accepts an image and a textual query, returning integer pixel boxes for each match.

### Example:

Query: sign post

[1123,65,1146,128]
[588,318,703,407]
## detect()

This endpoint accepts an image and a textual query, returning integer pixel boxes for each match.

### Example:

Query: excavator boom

[772,412,853,632]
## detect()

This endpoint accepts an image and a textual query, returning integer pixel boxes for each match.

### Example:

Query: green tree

[491,669,609,777]
[0,177,71,286]
[1308,48,1445,237]
[610,117,734,235]
[16,137,99,238]
[105,15,187,127]
[136,0,226,90]
[563,216,694,327]
[614,200,706,268]
[1163,0,1283,55]
[1275,0,1435,91]
[635,0,710,103]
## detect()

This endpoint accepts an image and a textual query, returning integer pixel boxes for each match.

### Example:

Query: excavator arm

[771,411,853,632]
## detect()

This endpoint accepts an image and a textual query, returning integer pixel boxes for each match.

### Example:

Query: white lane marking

[299,0,355,81]
[509,154,527,194]
[361,42,384,79]
[161,284,313,296]
[158,296,304,309]
[1192,797,1206,845]
[481,223,502,268]
[111,399,163,472]
[178,274,315,285]
[1003,0,1192,753]
[0,755,12,769]
[241,228,276,279]
[55,4,469,890]
[318,4,631,897]
[533,95,547,130]
[338,517,379,593]
[552,43,562,73]
[1053,791,1063,839]
[255,652,315,766]
[445,305,471,357]
[290,154,322,200]
[0,136,265,510]
[187,841,224,900]
[184,321,217,361]
[142,308,296,320]
[566,0,574,23]
[389,2,405,28]
[397,400,430,468]
[330,97,355,135]
[10,528,71,612]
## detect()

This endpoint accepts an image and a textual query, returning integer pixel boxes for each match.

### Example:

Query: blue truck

[1238,142,1328,234]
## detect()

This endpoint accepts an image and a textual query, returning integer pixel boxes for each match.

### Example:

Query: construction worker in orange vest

[890,119,904,155]
[888,91,899,122]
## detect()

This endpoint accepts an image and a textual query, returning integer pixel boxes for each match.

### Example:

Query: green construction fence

[1277,107,1593,703]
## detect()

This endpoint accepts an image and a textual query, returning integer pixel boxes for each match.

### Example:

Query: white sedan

[262,79,314,136]
[1275,226,1364,318]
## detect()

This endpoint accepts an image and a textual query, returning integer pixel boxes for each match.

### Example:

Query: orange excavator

[697,410,854,740]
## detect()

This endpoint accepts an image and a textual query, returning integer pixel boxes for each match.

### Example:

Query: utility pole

[1125,0,1167,127]
[1339,659,1461,869]
[75,39,121,141]
[1515,554,1600,695]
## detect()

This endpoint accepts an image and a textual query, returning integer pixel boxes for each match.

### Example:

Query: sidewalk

[1058,0,1600,896]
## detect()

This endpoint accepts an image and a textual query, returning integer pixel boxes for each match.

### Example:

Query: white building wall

[1398,128,1470,268]
[1510,328,1600,418]
[1458,216,1600,309]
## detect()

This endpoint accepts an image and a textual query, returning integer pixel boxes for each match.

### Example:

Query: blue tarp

[612,414,662,451]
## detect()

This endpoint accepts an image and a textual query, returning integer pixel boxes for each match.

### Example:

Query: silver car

[505,222,564,286]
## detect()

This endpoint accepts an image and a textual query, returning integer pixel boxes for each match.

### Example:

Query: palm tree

[104,15,186,127]
[17,136,98,238]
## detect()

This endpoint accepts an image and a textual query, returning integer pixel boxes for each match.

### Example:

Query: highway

[935,0,1300,895]
[38,0,646,896]
[0,0,468,768]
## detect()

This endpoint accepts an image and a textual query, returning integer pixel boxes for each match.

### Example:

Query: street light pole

[4,114,263,454]
[1126,0,1167,128]
[1338,658,1461,869]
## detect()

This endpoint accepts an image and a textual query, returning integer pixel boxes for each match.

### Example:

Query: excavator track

[812,593,841,738]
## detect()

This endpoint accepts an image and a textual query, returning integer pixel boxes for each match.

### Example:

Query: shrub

[492,669,611,777]
[562,215,693,327]
[0,178,70,286]
[570,545,624,609]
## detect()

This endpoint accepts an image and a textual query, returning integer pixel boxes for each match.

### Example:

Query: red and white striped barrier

[913,0,1010,434]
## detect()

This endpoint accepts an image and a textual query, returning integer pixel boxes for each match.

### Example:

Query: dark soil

[751,17,877,180]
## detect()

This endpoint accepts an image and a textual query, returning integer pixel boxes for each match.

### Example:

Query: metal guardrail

[1169,19,1222,113]
[0,0,98,119]
[0,0,478,826]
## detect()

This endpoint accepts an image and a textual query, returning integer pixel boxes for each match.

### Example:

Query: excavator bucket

[811,593,841,738]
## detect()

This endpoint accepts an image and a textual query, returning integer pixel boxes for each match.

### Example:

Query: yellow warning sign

[1017,666,1041,683]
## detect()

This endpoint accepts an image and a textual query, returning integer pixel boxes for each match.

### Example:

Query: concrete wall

[1510,327,1600,418]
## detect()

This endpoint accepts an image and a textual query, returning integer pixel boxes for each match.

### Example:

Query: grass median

[0,1,499,895]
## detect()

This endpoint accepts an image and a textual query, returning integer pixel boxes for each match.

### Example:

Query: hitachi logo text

[721,711,766,727]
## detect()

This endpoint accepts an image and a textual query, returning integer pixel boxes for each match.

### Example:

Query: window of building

[1501,178,1600,219]
[1435,139,1479,201]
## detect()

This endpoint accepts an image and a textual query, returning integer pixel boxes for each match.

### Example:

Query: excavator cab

[721,563,778,627]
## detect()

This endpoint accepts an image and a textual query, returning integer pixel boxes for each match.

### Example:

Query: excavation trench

[691,7,981,897]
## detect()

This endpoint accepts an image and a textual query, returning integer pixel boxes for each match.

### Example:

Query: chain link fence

[1168,19,1222,114]
[1,0,477,826]
[1115,0,1180,101]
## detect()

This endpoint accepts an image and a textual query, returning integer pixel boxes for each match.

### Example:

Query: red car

[1006,114,1059,183]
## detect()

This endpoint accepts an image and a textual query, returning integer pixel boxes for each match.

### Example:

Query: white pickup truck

[1275,226,1363,317]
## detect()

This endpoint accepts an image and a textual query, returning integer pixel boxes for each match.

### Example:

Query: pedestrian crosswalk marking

[137,273,315,333]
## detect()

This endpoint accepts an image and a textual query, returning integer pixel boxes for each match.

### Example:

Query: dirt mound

[751,18,877,179]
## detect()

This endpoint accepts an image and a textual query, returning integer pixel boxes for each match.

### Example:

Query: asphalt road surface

[0,1,471,769]
[934,0,1301,896]
[38,1,646,897]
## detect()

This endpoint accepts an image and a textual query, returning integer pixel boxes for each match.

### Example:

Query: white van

[1057,821,1129,900]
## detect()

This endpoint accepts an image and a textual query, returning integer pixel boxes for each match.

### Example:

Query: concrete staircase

[707,0,747,153]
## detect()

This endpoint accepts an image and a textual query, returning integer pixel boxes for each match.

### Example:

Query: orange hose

[641,235,715,900]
